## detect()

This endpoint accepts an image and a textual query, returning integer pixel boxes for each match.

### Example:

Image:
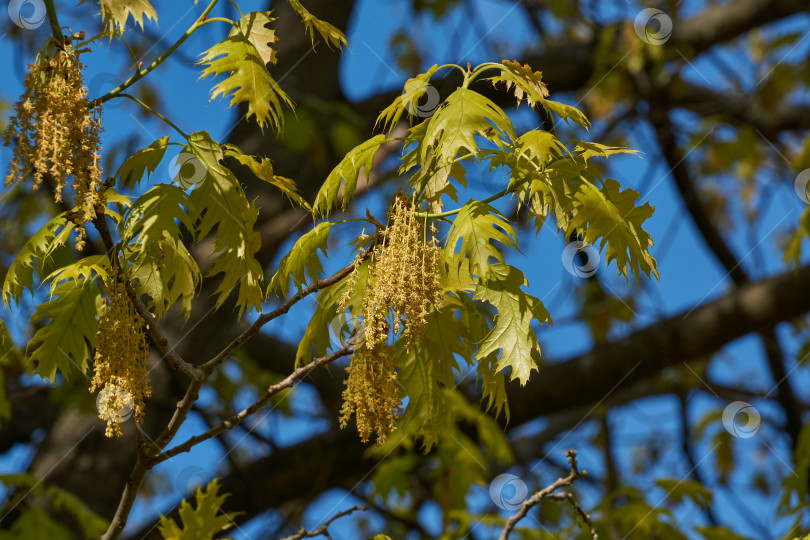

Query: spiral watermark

[8,0,46,30]
[175,466,212,496]
[96,384,135,425]
[402,80,441,118]
[722,401,761,439]
[489,473,528,511]
[169,152,207,189]
[634,8,673,45]
[328,311,365,350]
[562,241,600,278]
[88,72,124,110]
[794,169,810,204]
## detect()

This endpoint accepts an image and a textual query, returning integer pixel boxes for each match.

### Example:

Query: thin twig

[198,242,375,378]
[282,505,369,540]
[499,449,596,540]
[152,346,351,464]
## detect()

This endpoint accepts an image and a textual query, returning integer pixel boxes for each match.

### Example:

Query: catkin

[337,195,443,444]
[90,267,151,438]
[4,41,103,250]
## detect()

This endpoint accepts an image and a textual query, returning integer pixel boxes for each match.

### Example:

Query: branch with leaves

[0,0,665,538]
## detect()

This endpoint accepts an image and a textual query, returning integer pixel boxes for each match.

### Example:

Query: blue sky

[0,0,809,538]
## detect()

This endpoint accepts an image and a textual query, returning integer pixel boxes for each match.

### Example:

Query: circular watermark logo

[96,384,135,424]
[175,466,211,495]
[402,80,441,118]
[722,401,761,439]
[489,473,528,511]
[169,152,207,189]
[8,0,46,30]
[634,8,673,45]
[328,311,365,350]
[794,169,810,204]
[562,241,600,278]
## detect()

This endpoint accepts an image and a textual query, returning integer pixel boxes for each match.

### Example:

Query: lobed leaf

[269,222,331,297]
[198,13,292,132]
[26,280,100,384]
[312,134,388,217]
[158,479,238,540]
[444,201,518,278]
[114,136,171,187]
[473,264,550,386]
[186,132,265,318]
[2,214,75,306]
[97,0,157,31]
[224,145,309,209]
[286,0,348,50]
[569,178,659,282]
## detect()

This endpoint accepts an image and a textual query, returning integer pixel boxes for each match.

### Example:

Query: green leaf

[269,222,331,297]
[187,132,264,318]
[286,0,348,50]
[234,12,279,66]
[487,59,550,108]
[158,479,239,540]
[45,255,110,290]
[3,214,74,306]
[312,134,387,217]
[569,178,659,282]
[97,0,157,31]
[27,280,99,384]
[542,99,590,128]
[295,262,368,366]
[114,136,171,187]
[574,141,641,161]
[223,145,309,209]
[444,201,518,278]
[0,507,72,540]
[473,264,550,385]
[46,485,109,539]
[458,294,509,421]
[654,478,713,508]
[397,301,467,449]
[198,14,292,132]
[376,64,441,133]
[127,235,201,320]
[421,88,514,167]
[123,184,197,245]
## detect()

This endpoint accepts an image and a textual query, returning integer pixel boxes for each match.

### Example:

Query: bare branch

[152,346,352,464]
[499,449,594,540]
[282,505,369,540]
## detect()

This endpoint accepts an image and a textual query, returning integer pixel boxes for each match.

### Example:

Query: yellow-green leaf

[473,264,550,386]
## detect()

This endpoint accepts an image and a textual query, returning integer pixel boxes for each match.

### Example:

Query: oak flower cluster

[339,195,443,444]
[90,267,152,438]
[3,41,103,250]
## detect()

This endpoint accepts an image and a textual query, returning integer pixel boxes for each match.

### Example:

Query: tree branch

[282,505,369,540]
[152,346,351,464]
[499,449,594,540]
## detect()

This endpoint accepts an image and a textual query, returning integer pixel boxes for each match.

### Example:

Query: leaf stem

[414,186,512,219]
[117,94,189,138]
[90,0,222,107]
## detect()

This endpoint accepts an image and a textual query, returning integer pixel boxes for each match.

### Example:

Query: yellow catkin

[337,195,443,444]
[339,344,402,445]
[362,195,443,351]
[90,267,151,438]
[4,41,103,250]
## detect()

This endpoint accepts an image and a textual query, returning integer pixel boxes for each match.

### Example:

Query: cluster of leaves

[0,1,665,537]
[0,474,108,539]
